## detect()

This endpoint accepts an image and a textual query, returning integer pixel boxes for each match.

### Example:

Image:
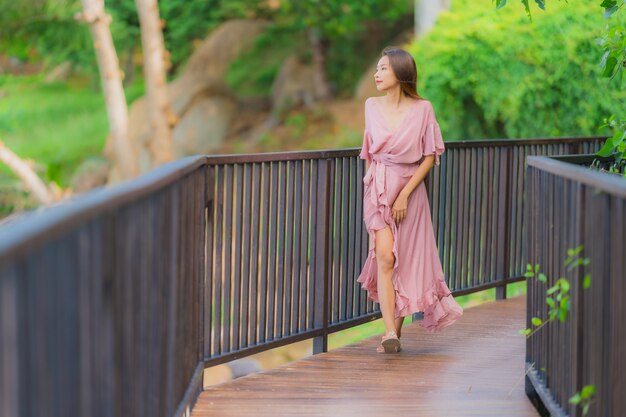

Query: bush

[408,0,626,140]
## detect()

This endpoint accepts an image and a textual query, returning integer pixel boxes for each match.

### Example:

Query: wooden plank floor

[191,294,539,417]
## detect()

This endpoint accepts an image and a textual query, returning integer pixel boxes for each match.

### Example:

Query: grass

[0,73,144,188]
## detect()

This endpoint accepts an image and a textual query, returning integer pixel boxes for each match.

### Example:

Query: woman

[357,47,463,354]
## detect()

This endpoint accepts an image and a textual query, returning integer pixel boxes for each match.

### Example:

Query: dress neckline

[371,97,419,136]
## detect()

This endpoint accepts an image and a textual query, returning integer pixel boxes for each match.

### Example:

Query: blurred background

[0,0,622,387]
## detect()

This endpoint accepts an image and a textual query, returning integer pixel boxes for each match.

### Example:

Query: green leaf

[518,328,531,335]
[602,56,618,77]
[600,0,617,8]
[583,274,591,289]
[581,384,596,398]
[538,273,547,283]
[547,285,559,295]
[521,0,532,20]
[531,317,543,326]
[546,297,555,308]
[495,0,507,9]
[604,4,620,18]
[597,136,616,156]
[569,393,582,404]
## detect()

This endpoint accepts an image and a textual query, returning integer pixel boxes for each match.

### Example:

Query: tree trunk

[135,0,173,166]
[414,0,451,38]
[76,0,138,179]
[306,27,333,101]
[0,141,56,204]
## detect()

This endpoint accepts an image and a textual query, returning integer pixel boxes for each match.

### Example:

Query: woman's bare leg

[395,317,404,338]
[375,225,398,337]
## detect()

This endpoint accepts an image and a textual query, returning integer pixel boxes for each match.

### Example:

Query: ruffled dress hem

[356,252,462,333]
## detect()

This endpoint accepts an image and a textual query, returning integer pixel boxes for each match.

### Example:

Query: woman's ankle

[384,330,398,338]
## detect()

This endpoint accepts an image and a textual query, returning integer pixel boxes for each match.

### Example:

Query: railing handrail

[1,136,604,265]
[0,155,206,264]
[204,136,606,164]
[527,155,626,198]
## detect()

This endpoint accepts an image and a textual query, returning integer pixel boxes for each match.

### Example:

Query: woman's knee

[374,226,395,271]
[376,249,395,271]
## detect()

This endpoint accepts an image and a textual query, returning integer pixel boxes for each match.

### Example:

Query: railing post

[203,164,215,360]
[313,158,333,354]
[496,147,511,300]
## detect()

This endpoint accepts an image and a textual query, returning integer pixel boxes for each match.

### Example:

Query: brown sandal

[377,331,401,354]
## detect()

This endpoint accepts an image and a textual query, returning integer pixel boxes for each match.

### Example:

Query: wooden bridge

[1,136,615,417]
[192,294,536,417]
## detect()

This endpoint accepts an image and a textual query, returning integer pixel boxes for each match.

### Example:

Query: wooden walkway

[191,294,539,417]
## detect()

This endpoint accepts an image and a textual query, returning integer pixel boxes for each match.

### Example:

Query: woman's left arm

[399,155,436,198]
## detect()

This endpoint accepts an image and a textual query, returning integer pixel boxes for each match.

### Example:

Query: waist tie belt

[364,153,417,207]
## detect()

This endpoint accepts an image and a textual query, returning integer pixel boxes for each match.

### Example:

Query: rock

[180,19,268,83]
[271,54,318,113]
[123,18,267,169]
[69,156,112,193]
[227,358,263,379]
[172,96,237,157]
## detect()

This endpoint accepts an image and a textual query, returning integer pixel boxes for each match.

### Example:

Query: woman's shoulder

[366,96,431,105]
[364,96,433,116]
[416,97,433,108]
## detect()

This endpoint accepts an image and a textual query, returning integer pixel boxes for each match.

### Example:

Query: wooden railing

[0,156,208,417]
[202,137,603,365]
[0,136,603,417]
[525,154,626,417]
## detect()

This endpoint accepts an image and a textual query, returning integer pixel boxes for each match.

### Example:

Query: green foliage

[569,384,597,416]
[0,0,94,70]
[0,0,275,75]
[277,0,412,97]
[277,0,410,37]
[0,74,144,187]
[225,24,307,97]
[494,0,550,21]
[225,1,413,98]
[107,0,274,74]
[520,245,590,337]
[522,246,595,416]
[408,0,626,140]
[495,0,626,172]
[595,3,626,170]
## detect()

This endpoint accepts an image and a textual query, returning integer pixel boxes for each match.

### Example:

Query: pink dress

[356,97,463,333]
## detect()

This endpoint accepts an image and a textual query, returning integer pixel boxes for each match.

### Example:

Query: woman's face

[374,55,397,91]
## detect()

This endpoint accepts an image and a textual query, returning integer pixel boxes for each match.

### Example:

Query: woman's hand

[392,192,409,223]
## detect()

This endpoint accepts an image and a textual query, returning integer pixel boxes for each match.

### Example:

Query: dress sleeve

[422,106,445,166]
[359,128,372,164]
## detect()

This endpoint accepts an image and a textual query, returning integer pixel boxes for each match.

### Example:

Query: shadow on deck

[192,294,539,417]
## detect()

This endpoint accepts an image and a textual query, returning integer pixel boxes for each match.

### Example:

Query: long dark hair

[381,47,425,100]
